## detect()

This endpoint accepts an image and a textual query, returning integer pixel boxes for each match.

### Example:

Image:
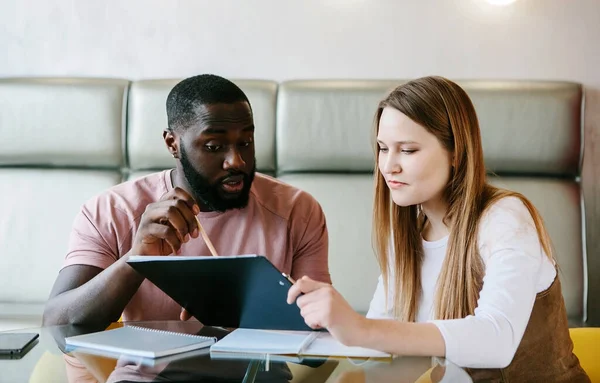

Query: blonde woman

[287,76,589,382]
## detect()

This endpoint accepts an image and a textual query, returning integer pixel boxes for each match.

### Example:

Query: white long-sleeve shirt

[366,196,557,368]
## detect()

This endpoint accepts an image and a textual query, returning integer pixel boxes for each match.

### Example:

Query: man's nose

[223,147,246,170]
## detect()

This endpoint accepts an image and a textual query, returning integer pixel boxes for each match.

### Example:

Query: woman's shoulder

[479,195,535,231]
[476,193,556,285]
[477,194,542,254]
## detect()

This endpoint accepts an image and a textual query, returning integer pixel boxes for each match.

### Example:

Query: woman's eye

[378,147,388,153]
[401,150,416,154]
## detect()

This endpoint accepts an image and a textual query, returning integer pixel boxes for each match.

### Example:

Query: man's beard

[179,145,255,212]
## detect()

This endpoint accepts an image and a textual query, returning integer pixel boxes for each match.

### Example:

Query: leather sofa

[0,77,597,332]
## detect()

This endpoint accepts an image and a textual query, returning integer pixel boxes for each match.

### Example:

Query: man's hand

[131,187,200,256]
[286,276,366,346]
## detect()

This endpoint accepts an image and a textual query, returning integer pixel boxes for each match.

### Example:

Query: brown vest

[465,276,590,382]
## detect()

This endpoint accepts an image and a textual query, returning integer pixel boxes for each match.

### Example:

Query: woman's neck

[421,198,450,242]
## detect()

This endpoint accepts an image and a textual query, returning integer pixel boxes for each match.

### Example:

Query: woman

[286,76,589,382]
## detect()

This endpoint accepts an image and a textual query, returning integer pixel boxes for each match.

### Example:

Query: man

[42,74,331,328]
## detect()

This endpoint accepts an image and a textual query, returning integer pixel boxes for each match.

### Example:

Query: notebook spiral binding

[127,325,216,341]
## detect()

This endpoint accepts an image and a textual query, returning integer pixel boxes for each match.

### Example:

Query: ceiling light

[486,0,518,5]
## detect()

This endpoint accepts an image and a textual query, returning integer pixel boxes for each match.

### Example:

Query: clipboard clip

[281,273,295,284]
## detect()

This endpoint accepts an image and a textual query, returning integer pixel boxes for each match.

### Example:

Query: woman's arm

[287,277,445,356]
[361,319,446,357]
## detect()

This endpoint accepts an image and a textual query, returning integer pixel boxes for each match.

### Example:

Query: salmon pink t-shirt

[63,170,330,321]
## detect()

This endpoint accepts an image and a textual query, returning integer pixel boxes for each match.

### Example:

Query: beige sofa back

[0,79,127,330]
[0,77,595,332]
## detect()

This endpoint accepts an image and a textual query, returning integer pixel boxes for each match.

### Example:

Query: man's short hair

[166,74,250,131]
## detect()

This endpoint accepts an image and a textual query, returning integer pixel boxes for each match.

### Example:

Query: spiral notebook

[65,325,216,358]
[210,329,390,359]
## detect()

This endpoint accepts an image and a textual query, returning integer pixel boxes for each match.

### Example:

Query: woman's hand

[287,276,367,346]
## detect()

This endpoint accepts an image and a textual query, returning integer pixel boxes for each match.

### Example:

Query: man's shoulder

[250,173,323,222]
[83,170,171,220]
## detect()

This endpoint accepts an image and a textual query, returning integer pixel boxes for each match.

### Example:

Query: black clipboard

[127,254,311,331]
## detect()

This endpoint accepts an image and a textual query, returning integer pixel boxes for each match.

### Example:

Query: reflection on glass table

[0,320,472,383]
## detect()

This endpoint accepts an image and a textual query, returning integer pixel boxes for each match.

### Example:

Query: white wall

[1,0,598,81]
[2,0,599,266]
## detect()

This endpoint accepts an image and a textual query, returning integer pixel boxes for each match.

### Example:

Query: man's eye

[205,145,222,152]
[239,141,252,148]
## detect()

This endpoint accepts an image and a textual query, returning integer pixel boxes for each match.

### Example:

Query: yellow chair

[287,360,340,383]
[570,327,600,382]
[414,367,433,383]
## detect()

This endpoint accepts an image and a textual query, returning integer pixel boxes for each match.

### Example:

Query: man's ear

[164,130,179,159]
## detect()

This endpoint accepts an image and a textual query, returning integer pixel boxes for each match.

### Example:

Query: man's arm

[42,256,145,327]
[42,187,200,328]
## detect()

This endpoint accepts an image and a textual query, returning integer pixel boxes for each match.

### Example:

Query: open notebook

[210,329,390,359]
[65,326,216,359]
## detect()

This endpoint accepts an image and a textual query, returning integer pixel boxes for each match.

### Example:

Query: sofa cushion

[276,80,582,177]
[0,169,121,304]
[0,78,128,168]
[459,81,582,177]
[276,80,400,174]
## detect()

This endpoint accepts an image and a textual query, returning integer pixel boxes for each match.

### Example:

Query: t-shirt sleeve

[63,198,123,271]
[429,196,554,368]
[289,192,331,284]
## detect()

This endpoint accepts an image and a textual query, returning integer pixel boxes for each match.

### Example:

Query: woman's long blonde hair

[372,76,554,321]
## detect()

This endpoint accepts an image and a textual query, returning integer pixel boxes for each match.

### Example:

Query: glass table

[0,321,473,383]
